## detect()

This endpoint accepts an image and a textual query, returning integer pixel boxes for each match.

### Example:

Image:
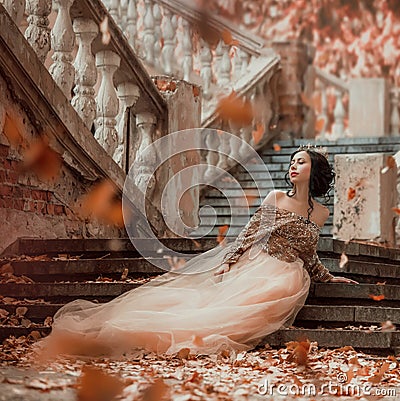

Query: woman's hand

[328,276,359,284]
[214,263,231,276]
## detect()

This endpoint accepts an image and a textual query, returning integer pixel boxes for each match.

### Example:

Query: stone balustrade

[2,0,168,183]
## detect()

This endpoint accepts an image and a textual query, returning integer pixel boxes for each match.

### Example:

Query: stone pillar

[348,78,390,137]
[333,153,397,246]
[271,40,310,139]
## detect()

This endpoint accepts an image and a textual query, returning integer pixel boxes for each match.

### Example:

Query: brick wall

[0,75,124,254]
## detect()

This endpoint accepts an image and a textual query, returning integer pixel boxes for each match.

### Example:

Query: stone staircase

[1,237,399,354]
[194,136,400,238]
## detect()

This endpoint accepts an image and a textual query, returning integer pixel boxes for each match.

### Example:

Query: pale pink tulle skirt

[37,248,311,357]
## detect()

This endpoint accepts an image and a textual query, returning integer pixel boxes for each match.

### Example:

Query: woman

[37,145,358,359]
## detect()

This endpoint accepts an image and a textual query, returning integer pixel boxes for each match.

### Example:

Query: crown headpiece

[297,143,328,159]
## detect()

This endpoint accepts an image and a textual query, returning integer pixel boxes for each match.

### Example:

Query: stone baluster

[233,48,243,81]
[94,50,121,157]
[71,18,98,130]
[161,9,176,75]
[1,0,25,25]
[316,79,328,138]
[114,82,140,170]
[153,2,162,69]
[120,0,128,31]
[124,0,137,51]
[332,89,345,139]
[181,19,193,82]
[200,39,212,100]
[219,42,231,87]
[216,129,230,170]
[134,112,157,195]
[390,88,400,136]
[204,130,220,182]
[109,0,120,24]
[142,0,155,66]
[240,50,250,76]
[213,40,223,82]
[49,0,75,100]
[24,0,52,63]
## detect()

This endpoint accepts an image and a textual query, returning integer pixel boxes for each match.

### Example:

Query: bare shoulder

[313,202,330,226]
[261,190,285,206]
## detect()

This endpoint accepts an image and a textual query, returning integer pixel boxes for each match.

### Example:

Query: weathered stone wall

[0,72,123,254]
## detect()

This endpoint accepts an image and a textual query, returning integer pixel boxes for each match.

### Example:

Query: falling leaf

[192,86,200,97]
[3,113,24,148]
[391,207,400,215]
[286,338,310,366]
[217,225,229,244]
[77,365,125,401]
[100,16,111,45]
[141,378,169,401]
[381,320,395,331]
[273,143,281,152]
[252,123,264,145]
[381,156,396,174]
[369,294,385,301]
[314,117,326,133]
[216,91,253,126]
[339,252,348,268]
[221,28,240,46]
[347,187,356,201]
[22,137,62,182]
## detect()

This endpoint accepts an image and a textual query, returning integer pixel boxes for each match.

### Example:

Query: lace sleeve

[302,251,334,282]
[221,205,275,266]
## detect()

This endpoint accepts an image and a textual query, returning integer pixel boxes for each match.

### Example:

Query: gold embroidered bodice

[222,203,334,282]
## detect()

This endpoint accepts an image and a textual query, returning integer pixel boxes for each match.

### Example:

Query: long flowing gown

[37,204,334,358]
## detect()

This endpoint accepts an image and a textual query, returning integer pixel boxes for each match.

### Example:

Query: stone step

[262,328,399,352]
[1,282,399,303]
[0,326,397,352]
[9,258,170,281]
[2,303,398,326]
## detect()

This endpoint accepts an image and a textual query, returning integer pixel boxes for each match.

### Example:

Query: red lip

[290,172,299,177]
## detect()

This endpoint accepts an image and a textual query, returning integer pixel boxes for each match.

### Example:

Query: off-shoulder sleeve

[221,205,275,266]
[302,251,334,282]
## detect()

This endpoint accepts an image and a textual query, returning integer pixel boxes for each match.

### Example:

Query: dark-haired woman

[36,146,358,359]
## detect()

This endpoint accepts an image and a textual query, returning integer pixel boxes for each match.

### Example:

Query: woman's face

[289,151,312,184]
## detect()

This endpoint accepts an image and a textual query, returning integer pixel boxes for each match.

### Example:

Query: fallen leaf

[369,294,385,301]
[273,143,281,152]
[381,320,395,331]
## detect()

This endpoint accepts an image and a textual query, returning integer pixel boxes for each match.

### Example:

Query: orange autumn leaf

[369,294,385,301]
[286,338,310,366]
[216,91,253,126]
[217,225,229,244]
[273,143,281,152]
[347,187,356,201]
[192,86,200,97]
[22,137,62,182]
[392,207,400,215]
[244,192,257,206]
[3,114,24,148]
[141,378,169,401]
[252,123,264,145]
[221,28,239,46]
[368,361,390,384]
[77,365,125,401]
[192,335,204,347]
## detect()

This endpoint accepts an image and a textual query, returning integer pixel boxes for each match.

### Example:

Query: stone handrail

[309,67,400,139]
[0,0,174,236]
[2,0,168,178]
